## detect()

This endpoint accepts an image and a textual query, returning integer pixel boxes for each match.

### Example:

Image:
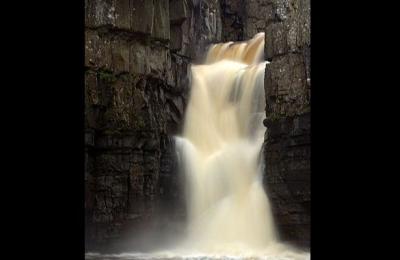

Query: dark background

[2,1,390,259]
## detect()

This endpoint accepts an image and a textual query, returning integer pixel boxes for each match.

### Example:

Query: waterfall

[175,32,276,253]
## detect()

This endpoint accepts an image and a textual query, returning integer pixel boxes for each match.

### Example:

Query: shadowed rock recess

[85,0,310,252]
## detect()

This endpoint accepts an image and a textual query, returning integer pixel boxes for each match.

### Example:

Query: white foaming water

[86,33,309,260]
[171,33,309,259]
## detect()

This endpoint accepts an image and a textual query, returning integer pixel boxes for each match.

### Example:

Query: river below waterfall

[86,248,310,260]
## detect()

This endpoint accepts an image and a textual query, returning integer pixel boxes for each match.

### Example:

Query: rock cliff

[263,0,310,248]
[85,0,226,251]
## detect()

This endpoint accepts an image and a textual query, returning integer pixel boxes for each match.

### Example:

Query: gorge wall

[84,0,310,252]
[85,0,221,251]
[263,0,310,248]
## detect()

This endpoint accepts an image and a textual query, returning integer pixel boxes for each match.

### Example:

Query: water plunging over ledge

[86,33,310,260]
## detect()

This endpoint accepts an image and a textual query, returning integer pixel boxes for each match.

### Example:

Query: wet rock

[85,30,112,69]
[263,0,310,249]
[265,0,310,60]
[244,0,273,38]
[152,0,170,41]
[220,0,245,41]
[85,0,117,28]
[130,0,155,34]
[147,45,169,79]
[264,114,310,248]
[265,53,310,119]
[170,24,184,51]
[114,0,131,30]
[220,0,274,41]
[129,41,148,75]
[111,39,130,73]
[170,0,189,23]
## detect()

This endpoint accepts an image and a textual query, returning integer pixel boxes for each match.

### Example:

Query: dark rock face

[263,0,310,249]
[85,0,225,251]
[170,0,222,61]
[220,0,272,41]
[220,0,245,41]
[244,0,274,39]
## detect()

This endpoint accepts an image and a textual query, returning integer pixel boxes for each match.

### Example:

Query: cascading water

[86,33,309,260]
[176,32,274,252]
[170,33,309,259]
